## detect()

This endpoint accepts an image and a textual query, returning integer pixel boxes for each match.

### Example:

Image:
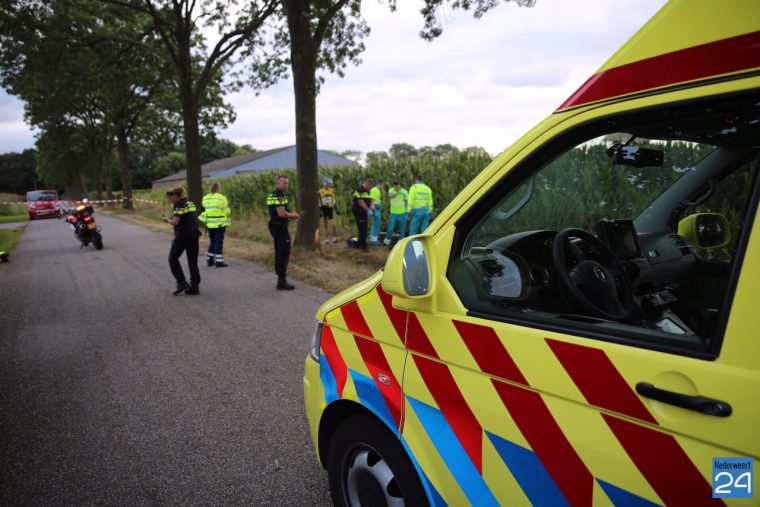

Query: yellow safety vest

[201,192,231,228]
[407,183,433,212]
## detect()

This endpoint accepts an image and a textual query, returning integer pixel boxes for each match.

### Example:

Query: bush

[0,193,26,217]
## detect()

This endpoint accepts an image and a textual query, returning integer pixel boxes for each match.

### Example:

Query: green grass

[0,229,22,256]
[0,214,28,224]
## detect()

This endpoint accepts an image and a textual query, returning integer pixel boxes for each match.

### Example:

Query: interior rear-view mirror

[606,143,664,168]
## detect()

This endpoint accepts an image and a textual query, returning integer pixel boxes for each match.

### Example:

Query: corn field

[133,140,754,248]
[130,152,492,233]
[216,151,493,220]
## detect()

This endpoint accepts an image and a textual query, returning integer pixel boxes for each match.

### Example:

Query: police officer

[164,187,201,295]
[352,179,373,253]
[200,182,231,267]
[267,175,299,290]
[407,174,434,236]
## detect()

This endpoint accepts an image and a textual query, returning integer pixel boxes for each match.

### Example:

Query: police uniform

[352,185,372,251]
[267,187,293,289]
[168,197,200,294]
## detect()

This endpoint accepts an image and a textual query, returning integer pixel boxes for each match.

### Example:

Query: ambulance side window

[447,93,760,358]
[682,160,758,261]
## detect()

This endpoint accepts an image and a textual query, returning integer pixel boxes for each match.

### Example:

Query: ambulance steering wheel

[552,228,635,321]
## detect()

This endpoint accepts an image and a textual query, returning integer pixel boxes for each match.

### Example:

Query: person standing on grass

[369,179,384,245]
[385,181,408,245]
[407,175,433,236]
[352,179,373,253]
[199,182,231,267]
[267,175,299,290]
[318,178,338,244]
[164,187,201,295]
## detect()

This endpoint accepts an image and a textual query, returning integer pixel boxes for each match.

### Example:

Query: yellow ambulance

[304,1,760,504]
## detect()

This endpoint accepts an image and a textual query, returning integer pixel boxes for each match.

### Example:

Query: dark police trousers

[207,227,226,262]
[268,222,291,278]
[354,211,368,249]
[169,231,200,286]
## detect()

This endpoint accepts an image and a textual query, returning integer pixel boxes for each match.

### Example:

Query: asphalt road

[0,215,333,506]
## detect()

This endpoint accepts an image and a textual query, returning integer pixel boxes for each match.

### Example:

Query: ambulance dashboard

[465,220,699,332]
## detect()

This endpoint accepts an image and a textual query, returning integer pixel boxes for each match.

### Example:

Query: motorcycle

[61,203,104,250]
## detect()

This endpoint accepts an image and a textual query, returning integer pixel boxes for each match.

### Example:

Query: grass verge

[0,214,28,224]
[0,229,22,259]
[103,207,390,294]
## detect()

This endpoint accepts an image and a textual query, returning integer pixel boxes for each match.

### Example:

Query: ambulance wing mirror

[678,213,730,249]
[382,236,435,299]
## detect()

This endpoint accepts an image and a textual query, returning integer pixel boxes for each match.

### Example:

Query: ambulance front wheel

[326,414,430,507]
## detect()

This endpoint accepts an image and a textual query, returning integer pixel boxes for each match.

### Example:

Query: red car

[26,190,62,219]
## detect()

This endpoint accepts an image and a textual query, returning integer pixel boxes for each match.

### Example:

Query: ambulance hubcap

[343,444,404,507]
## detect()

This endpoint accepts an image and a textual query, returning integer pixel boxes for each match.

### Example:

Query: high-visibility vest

[369,186,382,206]
[201,192,231,228]
[407,182,433,212]
[389,188,408,214]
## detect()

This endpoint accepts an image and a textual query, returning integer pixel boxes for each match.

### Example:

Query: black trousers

[268,223,291,278]
[169,231,200,286]
[354,211,368,249]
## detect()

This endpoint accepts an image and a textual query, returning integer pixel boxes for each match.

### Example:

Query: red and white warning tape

[1,197,161,206]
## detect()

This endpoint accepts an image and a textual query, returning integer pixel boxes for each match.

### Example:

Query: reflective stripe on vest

[202,193,230,228]
[408,183,433,211]
[174,201,197,215]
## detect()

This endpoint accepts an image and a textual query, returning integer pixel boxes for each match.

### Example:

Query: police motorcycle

[61,200,104,250]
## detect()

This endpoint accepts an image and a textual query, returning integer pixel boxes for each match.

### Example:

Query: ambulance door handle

[635,382,732,417]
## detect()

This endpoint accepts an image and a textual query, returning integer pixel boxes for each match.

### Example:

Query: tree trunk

[175,7,203,209]
[103,143,113,199]
[93,152,103,201]
[117,128,133,210]
[65,168,87,201]
[181,99,203,208]
[286,5,320,249]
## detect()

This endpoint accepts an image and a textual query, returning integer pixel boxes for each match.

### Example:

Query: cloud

[0,90,36,153]
[0,90,27,125]
[222,0,668,156]
[0,0,668,159]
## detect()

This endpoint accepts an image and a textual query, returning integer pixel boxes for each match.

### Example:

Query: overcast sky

[0,0,668,157]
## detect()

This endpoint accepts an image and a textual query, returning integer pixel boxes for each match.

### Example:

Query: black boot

[277,276,295,290]
[185,284,200,295]
[173,280,190,295]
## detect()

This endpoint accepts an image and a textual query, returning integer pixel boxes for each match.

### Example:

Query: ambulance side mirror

[381,236,435,299]
[678,213,730,249]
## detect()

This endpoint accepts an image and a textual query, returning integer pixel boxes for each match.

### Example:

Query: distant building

[151,145,357,190]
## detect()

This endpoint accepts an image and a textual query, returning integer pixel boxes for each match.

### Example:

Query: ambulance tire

[327,414,430,507]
